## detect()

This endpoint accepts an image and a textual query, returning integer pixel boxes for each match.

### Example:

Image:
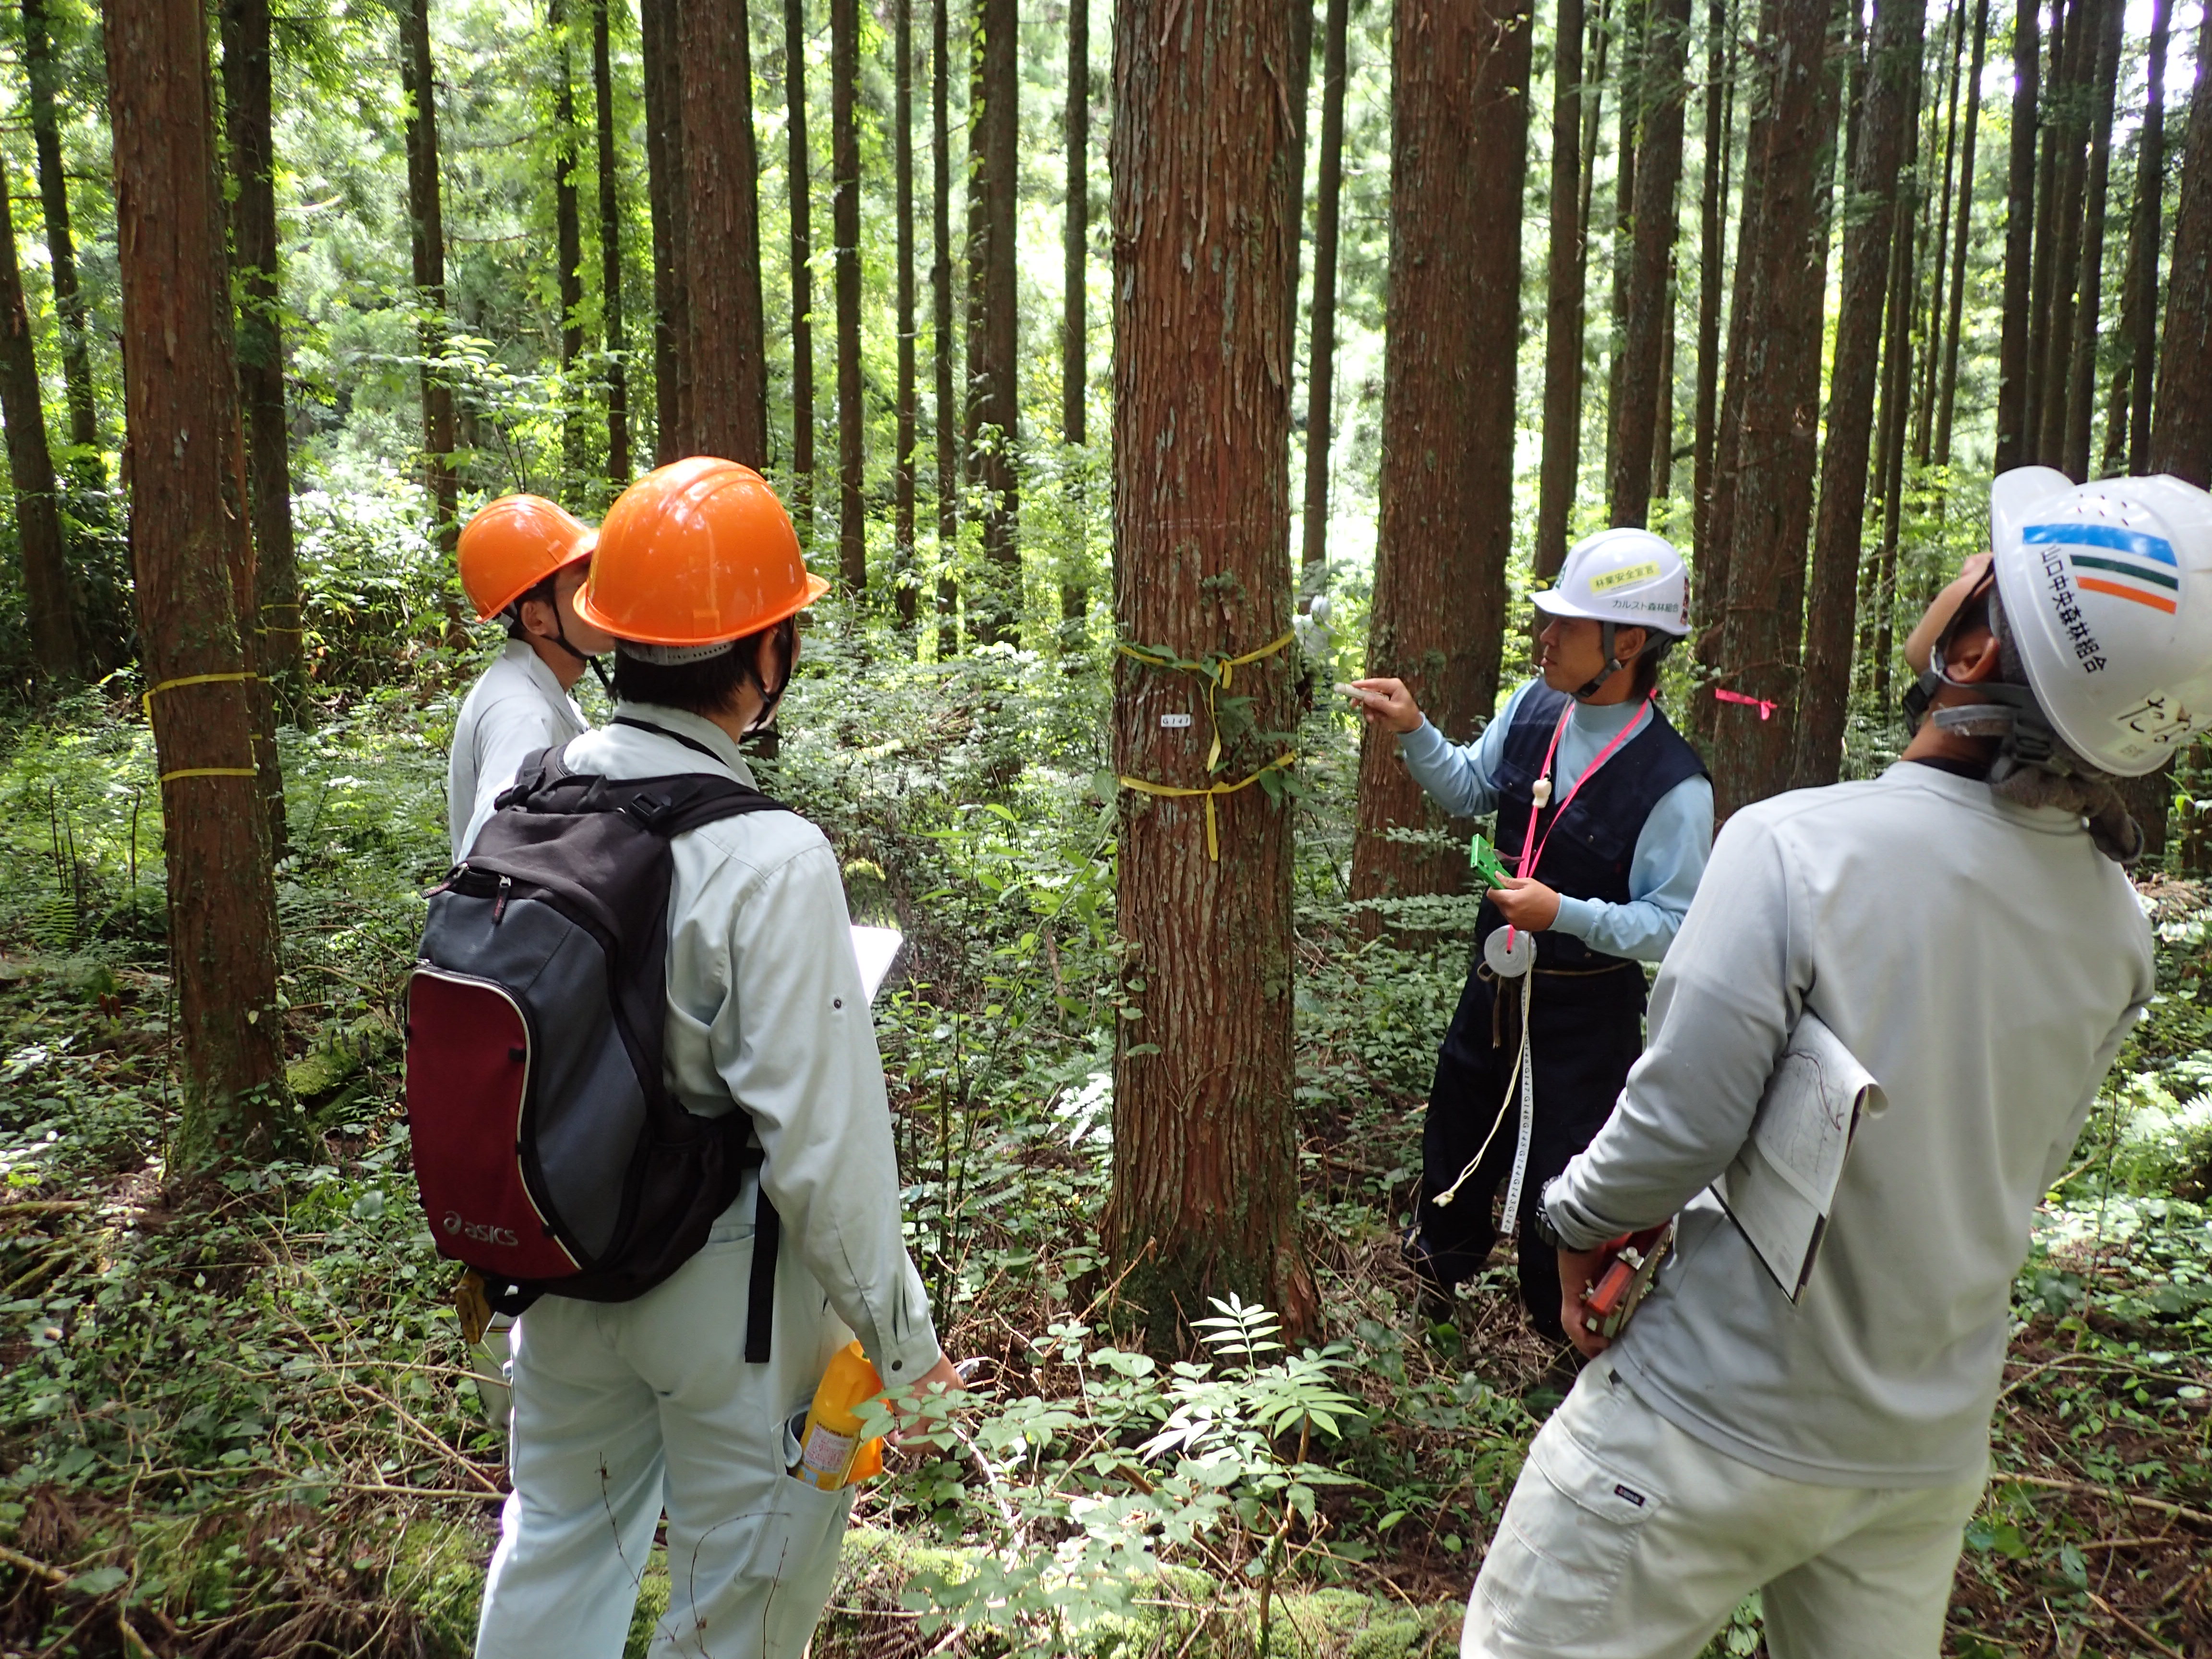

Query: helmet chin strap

[1572,622,1625,701]
[742,618,799,734]
[514,596,611,691]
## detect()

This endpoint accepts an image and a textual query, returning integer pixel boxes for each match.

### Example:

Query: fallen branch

[1999,1474,2212,1530]
[0,1200,91,1218]
[0,1539,68,1586]
[2086,1591,2188,1659]
[0,1540,159,1658]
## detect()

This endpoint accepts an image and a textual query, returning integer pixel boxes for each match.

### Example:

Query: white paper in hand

[1712,1011,1885,1303]
[848,926,905,1005]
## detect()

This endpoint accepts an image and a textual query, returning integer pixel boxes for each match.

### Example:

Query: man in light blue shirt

[1349,530,1712,1339]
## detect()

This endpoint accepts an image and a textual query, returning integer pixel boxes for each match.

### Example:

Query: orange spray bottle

[790,1341,887,1490]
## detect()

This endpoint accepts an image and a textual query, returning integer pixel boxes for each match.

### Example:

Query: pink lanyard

[1513,692,1655,883]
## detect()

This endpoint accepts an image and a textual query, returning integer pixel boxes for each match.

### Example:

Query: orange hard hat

[457,495,597,621]
[577,457,829,646]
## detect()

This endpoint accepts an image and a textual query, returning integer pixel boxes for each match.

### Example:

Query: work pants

[1413,955,1646,1338]
[1462,1366,1985,1659]
[475,1192,855,1659]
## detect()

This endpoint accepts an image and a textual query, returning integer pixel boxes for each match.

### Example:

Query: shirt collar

[505,637,574,708]
[1567,693,1649,743]
[609,701,756,784]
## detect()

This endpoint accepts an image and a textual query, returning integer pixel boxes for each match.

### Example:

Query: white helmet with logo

[1984,467,2212,777]
[1534,528,1692,638]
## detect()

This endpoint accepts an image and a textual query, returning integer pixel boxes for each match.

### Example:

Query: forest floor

[0,640,2208,1657]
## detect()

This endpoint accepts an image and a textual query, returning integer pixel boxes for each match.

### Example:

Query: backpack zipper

[493,874,512,923]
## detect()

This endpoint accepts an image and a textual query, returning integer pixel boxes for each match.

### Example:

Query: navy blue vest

[1477,683,1708,971]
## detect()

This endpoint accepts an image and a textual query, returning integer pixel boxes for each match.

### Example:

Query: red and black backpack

[403,738,789,1358]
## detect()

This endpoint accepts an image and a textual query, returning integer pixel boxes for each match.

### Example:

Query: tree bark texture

[1351,0,1533,914]
[831,0,865,591]
[1538,0,1589,577]
[401,0,460,551]
[0,177,81,680]
[1603,0,1643,490]
[896,0,919,622]
[2126,0,2171,475]
[786,0,817,520]
[1109,0,1314,1346]
[2152,2,2212,487]
[641,0,691,460]
[1706,0,1841,817]
[1934,0,1986,465]
[104,0,291,1158]
[1868,129,1918,710]
[593,0,630,484]
[553,0,587,483]
[2033,0,2089,469]
[1994,0,2037,471]
[1693,0,1734,560]
[1299,0,1352,589]
[1911,0,1964,462]
[1794,0,1924,790]
[681,0,769,467]
[967,0,1020,641]
[1609,0,1692,529]
[1063,0,1089,446]
[2061,0,2122,481]
[22,0,101,483]
[931,0,959,656]
[218,0,292,855]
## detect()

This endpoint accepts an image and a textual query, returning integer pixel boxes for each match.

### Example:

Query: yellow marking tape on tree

[1114,629,1300,860]
[142,673,261,785]
[1119,753,1297,863]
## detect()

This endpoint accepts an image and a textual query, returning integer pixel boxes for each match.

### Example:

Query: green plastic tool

[1467,833,1510,890]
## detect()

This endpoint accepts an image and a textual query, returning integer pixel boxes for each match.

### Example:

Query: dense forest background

[0,0,2210,1653]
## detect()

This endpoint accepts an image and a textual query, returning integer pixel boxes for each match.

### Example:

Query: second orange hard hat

[457,495,597,622]
[577,457,829,647]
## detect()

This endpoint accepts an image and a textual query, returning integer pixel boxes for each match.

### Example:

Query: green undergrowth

[1,605,2209,1655]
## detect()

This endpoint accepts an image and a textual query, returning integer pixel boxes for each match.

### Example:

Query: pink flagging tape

[1714,687,1779,721]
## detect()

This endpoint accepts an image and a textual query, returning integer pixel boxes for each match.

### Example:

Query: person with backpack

[448,494,615,864]
[1346,530,1712,1342]
[1459,469,2200,1656]
[421,457,960,1659]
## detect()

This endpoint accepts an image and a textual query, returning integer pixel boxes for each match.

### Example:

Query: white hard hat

[1534,529,1691,637]
[1986,467,2212,777]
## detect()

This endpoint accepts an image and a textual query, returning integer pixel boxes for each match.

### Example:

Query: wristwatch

[1532,1190,1565,1250]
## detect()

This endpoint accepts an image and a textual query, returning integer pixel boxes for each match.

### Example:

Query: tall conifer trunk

[1796,0,1925,789]
[1707,0,1843,815]
[681,0,769,467]
[1299,0,1352,589]
[967,0,1019,641]
[2126,0,2171,475]
[1912,0,1965,461]
[896,0,919,622]
[786,0,817,522]
[1934,0,1987,464]
[218,0,292,854]
[2033,0,2089,468]
[1352,0,1533,913]
[22,0,101,485]
[641,0,691,460]
[1693,0,1735,560]
[832,0,864,592]
[1538,0,1590,578]
[105,0,291,1159]
[1609,0,1692,529]
[1994,0,2038,470]
[0,173,81,679]
[401,0,459,554]
[1109,0,1313,1346]
[931,0,959,656]
[552,0,587,485]
[2061,0,2122,480]
[2152,1,2212,488]
[1058,0,1089,632]
[593,0,630,484]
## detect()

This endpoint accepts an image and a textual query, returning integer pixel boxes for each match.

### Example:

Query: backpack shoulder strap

[493,744,574,814]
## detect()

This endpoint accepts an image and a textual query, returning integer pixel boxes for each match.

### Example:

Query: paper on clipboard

[849,926,905,1005]
[1711,1011,1885,1303]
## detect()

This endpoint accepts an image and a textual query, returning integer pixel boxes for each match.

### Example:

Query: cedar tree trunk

[1299,0,1351,589]
[1693,0,1735,558]
[967,0,1019,642]
[896,0,919,622]
[1706,0,1842,815]
[104,0,292,1158]
[641,0,691,460]
[833,0,865,591]
[1537,0,1589,578]
[0,177,81,679]
[2061,0,2123,480]
[681,0,769,467]
[2151,1,2212,487]
[1795,0,1925,790]
[553,0,587,483]
[786,0,817,520]
[1351,0,1532,913]
[932,0,959,655]
[594,0,630,484]
[1994,0,2037,471]
[22,0,101,484]
[1109,0,1314,1346]
[1934,0,1987,465]
[401,0,459,552]
[2126,0,2171,475]
[1610,0,1692,529]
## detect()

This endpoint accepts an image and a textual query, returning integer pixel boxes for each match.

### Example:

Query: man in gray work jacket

[1463,469,2212,1657]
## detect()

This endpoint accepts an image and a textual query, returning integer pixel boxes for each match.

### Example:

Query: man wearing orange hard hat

[470,458,963,1659]
[448,494,616,862]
